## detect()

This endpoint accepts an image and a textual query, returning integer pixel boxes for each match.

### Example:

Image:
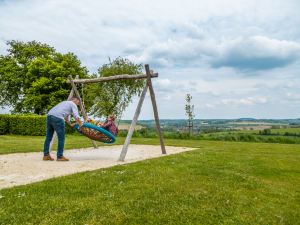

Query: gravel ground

[0,145,194,189]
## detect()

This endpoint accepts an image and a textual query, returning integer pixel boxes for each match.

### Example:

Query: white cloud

[286,93,300,102]
[204,103,216,109]
[0,106,11,114]
[1,0,300,118]
[212,36,300,70]
[197,96,268,110]
[155,79,171,88]
[126,37,218,68]
[220,97,268,106]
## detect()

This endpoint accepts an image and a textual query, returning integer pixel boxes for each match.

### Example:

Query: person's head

[108,115,115,121]
[71,97,81,106]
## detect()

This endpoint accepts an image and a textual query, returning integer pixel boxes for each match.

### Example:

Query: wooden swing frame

[49,64,166,161]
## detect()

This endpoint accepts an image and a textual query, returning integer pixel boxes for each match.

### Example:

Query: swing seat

[73,122,116,143]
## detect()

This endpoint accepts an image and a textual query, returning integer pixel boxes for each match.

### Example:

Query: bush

[8,115,46,135]
[0,114,74,136]
[0,114,10,135]
[259,129,272,135]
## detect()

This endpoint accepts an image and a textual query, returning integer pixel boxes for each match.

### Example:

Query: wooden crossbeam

[67,73,158,84]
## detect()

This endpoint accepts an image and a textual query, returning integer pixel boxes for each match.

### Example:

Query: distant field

[234,125,272,130]
[231,127,300,135]
[205,127,299,135]
[196,127,300,144]
[228,121,286,125]
[118,123,143,130]
[270,127,300,134]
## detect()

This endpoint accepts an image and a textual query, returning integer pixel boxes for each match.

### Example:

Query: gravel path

[0,145,194,189]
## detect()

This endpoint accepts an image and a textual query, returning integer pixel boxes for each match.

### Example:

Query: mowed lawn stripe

[0,140,299,224]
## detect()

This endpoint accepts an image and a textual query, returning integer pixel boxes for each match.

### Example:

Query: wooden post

[118,82,149,161]
[69,76,98,148]
[145,64,166,154]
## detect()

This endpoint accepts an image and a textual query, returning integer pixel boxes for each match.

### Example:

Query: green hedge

[0,114,74,136]
[0,114,10,135]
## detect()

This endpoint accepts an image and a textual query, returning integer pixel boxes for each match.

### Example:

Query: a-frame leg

[118,81,149,161]
[145,64,166,154]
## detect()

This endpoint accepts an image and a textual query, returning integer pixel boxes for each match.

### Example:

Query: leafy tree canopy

[0,40,88,114]
[84,57,144,119]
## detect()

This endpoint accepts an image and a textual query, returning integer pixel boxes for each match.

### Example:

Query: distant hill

[236,118,256,121]
[122,118,300,131]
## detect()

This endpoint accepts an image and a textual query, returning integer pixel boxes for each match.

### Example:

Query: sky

[0,0,299,119]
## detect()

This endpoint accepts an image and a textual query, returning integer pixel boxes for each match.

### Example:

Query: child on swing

[70,114,118,136]
[98,115,118,136]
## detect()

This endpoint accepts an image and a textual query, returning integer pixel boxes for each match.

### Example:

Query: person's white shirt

[48,101,79,120]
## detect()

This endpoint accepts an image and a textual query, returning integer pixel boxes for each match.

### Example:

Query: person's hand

[77,120,83,128]
[96,122,103,126]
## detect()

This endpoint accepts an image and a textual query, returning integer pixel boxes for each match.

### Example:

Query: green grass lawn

[0,134,123,155]
[0,134,202,155]
[0,137,299,224]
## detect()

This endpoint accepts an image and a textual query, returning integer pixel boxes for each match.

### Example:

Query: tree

[185,94,195,135]
[0,40,88,114]
[84,57,144,119]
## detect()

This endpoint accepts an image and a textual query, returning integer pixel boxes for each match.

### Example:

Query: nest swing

[73,123,116,144]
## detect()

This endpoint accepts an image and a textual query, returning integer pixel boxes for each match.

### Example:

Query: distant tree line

[118,127,300,144]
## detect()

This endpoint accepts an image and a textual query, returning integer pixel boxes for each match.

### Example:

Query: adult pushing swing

[43,97,82,161]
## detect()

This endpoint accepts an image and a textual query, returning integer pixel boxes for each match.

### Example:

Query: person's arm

[101,121,112,129]
[64,115,72,126]
[65,115,78,127]
[75,117,83,127]
[71,103,82,127]
[96,121,103,126]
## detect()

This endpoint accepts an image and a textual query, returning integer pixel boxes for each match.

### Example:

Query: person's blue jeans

[43,115,65,158]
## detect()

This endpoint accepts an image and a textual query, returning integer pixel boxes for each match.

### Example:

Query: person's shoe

[57,156,69,161]
[43,155,54,161]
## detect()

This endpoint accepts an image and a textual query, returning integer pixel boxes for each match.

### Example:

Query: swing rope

[81,83,84,111]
